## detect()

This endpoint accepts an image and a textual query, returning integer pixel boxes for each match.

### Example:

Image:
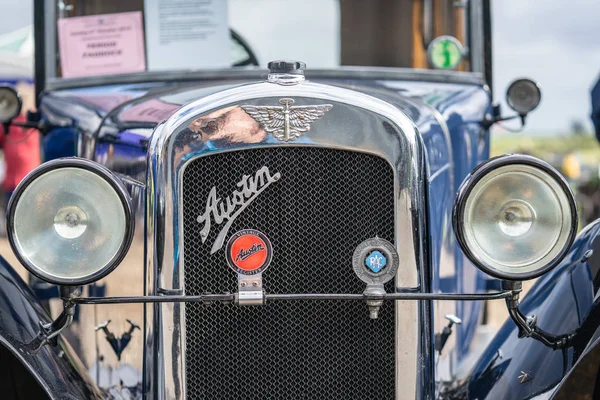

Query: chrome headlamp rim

[6,157,135,286]
[452,154,577,281]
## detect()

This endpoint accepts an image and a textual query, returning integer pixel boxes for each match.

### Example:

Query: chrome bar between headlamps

[68,290,512,305]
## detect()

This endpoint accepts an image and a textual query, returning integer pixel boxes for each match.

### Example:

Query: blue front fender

[466,220,600,399]
[0,255,101,399]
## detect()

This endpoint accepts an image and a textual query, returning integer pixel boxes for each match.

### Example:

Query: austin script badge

[241,98,333,142]
[197,166,281,254]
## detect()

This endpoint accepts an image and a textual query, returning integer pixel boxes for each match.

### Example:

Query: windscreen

[51,0,471,79]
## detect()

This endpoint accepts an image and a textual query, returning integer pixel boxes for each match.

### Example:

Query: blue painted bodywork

[467,221,600,399]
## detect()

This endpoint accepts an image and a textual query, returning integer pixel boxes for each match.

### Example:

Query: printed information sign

[57,11,146,78]
[144,0,230,70]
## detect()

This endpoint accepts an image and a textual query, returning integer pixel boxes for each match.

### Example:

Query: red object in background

[0,115,40,193]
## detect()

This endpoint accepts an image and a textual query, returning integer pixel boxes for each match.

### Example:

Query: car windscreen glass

[51,0,471,79]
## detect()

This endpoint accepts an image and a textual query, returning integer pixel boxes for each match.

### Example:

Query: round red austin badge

[225,229,273,275]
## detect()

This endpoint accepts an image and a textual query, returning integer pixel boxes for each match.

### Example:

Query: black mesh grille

[183,147,396,399]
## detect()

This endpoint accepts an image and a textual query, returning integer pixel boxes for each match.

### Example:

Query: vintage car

[0,0,598,399]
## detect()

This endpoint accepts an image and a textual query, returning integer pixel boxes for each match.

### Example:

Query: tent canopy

[0,25,33,82]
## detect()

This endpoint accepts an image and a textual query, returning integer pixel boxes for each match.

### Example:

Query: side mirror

[506,78,541,117]
[0,86,22,123]
[483,78,542,130]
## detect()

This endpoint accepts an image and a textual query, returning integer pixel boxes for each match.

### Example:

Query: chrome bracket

[363,284,386,319]
[235,273,265,306]
[27,286,81,352]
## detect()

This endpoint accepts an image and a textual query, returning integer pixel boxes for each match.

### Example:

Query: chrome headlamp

[7,158,134,285]
[453,155,577,280]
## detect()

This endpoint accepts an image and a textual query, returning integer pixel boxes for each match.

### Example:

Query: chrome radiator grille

[182,147,396,399]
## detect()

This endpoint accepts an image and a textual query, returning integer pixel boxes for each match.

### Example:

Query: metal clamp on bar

[235,273,265,306]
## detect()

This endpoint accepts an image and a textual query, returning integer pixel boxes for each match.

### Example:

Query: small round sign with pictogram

[225,229,273,275]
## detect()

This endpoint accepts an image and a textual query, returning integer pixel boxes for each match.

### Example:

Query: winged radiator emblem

[241,98,333,142]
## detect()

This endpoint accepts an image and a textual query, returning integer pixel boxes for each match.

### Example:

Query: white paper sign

[144,0,230,70]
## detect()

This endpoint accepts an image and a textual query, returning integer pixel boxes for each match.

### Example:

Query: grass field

[491,133,600,164]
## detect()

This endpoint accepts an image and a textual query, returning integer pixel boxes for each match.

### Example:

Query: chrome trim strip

[409,96,455,191]
[429,163,451,181]
[148,81,426,399]
[422,0,434,47]
[43,0,56,81]
[46,67,484,91]
[470,0,486,76]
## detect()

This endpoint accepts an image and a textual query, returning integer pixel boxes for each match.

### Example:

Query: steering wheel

[230,29,259,67]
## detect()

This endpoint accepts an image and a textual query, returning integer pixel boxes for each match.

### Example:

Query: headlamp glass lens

[463,164,572,275]
[12,167,127,282]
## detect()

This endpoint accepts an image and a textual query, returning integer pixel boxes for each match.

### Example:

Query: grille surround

[182,147,397,399]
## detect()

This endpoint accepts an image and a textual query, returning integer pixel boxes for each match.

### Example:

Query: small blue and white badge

[352,238,399,285]
[365,250,387,273]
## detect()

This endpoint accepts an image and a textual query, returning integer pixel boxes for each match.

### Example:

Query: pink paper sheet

[58,11,146,78]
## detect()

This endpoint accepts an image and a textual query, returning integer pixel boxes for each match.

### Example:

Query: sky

[492,0,600,134]
[0,1,29,34]
[1,0,599,135]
